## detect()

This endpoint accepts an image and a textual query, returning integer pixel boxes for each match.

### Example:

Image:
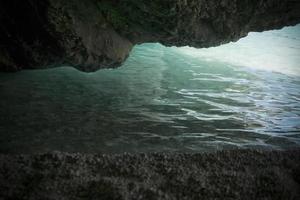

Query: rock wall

[1,0,300,72]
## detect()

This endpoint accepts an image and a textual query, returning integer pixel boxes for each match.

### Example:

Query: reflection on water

[0,25,300,153]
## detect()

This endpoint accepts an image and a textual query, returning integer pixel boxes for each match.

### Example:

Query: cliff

[1,0,300,72]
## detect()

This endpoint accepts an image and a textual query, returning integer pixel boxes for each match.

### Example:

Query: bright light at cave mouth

[174,24,300,76]
[0,24,300,153]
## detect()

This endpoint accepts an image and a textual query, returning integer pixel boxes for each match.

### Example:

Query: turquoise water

[1,25,300,153]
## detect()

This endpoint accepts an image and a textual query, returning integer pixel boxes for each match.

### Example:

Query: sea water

[0,25,300,153]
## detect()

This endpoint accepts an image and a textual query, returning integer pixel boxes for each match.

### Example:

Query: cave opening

[0,24,299,154]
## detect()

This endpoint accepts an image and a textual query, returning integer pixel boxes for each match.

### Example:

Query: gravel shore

[0,149,299,200]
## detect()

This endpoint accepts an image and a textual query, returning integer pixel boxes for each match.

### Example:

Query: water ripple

[0,25,300,153]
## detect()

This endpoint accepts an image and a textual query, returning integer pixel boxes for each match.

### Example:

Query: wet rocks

[0,149,299,199]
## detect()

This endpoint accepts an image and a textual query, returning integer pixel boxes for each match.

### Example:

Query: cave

[0,1,300,199]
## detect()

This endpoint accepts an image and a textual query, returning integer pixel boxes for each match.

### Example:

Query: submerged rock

[0,149,299,199]
[0,0,300,72]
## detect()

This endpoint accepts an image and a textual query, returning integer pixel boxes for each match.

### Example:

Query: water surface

[1,25,300,153]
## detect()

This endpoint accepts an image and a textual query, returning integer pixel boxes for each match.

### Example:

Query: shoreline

[0,149,299,199]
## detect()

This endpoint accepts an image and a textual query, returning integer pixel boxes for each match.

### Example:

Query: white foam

[175,25,300,76]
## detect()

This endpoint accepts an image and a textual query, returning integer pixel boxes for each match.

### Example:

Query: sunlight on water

[0,25,300,153]
[176,24,300,76]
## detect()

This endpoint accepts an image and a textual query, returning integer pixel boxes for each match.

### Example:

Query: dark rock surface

[1,0,300,72]
[0,149,299,200]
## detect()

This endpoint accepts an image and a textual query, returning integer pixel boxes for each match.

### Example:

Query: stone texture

[0,149,299,200]
[0,0,300,72]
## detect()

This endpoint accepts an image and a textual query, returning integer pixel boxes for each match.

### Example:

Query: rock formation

[1,0,300,72]
[0,150,299,200]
